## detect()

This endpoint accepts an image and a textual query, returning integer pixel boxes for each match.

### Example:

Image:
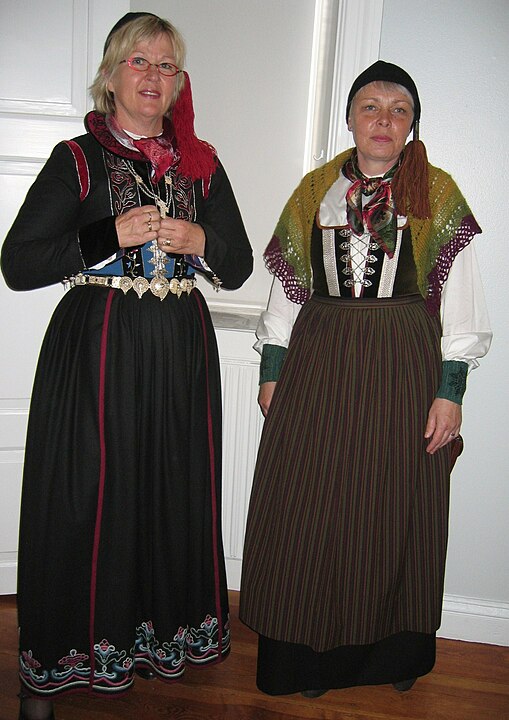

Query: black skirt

[257,631,435,695]
[17,284,229,697]
[240,294,450,693]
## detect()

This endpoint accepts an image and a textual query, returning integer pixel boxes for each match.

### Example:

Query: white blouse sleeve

[440,241,492,369]
[254,275,302,355]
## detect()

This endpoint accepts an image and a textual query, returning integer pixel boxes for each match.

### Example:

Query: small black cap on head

[103,12,159,55]
[346,60,420,127]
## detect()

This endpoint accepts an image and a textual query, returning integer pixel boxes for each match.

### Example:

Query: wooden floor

[1,592,508,720]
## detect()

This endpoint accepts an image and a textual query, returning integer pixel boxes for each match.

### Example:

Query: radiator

[220,357,264,590]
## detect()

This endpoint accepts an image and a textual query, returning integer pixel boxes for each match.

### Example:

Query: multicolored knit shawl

[264,148,482,315]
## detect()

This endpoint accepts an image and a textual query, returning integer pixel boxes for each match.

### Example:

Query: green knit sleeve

[435,360,468,405]
[259,344,287,384]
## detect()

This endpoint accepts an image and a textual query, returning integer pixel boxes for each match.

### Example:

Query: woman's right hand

[258,382,277,417]
[115,205,160,248]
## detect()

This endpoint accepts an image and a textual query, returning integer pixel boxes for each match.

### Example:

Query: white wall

[131,0,316,312]
[379,0,509,641]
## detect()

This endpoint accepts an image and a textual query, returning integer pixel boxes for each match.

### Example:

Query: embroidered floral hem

[20,614,230,697]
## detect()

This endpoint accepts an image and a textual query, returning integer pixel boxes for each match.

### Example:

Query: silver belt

[67,273,196,300]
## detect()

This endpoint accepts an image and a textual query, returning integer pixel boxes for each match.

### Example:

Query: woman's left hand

[157,218,206,256]
[424,398,462,455]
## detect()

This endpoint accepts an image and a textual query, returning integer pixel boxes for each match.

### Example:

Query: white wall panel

[0,1,88,116]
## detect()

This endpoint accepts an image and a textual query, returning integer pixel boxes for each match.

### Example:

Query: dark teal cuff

[259,344,287,384]
[436,360,468,405]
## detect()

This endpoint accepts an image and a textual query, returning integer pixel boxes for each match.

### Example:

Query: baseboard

[439,594,509,646]
[226,557,242,592]
[0,554,17,595]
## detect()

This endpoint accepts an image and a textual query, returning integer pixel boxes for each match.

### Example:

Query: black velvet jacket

[1,112,253,292]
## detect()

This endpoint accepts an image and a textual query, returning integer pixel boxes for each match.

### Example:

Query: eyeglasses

[120,56,181,77]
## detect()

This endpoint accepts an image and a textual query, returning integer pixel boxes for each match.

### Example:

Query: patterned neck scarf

[343,151,400,257]
[132,137,174,183]
[105,115,175,184]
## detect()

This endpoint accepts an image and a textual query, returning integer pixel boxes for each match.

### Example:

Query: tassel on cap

[392,125,431,219]
[171,71,218,191]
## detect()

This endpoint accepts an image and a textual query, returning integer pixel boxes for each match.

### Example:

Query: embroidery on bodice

[104,150,197,222]
[106,152,139,216]
[103,151,197,282]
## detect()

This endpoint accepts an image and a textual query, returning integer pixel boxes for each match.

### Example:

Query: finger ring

[162,239,172,247]
[147,220,152,232]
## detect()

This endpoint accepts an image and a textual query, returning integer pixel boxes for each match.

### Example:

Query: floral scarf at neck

[342,150,400,257]
[105,114,177,183]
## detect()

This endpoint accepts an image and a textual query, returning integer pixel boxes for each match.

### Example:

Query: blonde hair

[90,15,186,117]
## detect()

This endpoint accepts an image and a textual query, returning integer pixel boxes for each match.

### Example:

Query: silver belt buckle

[88,275,108,287]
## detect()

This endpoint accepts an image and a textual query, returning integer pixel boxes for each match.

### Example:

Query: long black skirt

[17,284,229,697]
[240,294,450,694]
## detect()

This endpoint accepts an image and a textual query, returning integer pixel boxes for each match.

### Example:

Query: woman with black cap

[2,12,252,720]
[239,61,491,698]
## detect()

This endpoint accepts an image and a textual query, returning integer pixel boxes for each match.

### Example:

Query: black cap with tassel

[347,60,430,218]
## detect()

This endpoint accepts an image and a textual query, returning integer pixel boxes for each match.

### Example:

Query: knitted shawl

[264,148,481,314]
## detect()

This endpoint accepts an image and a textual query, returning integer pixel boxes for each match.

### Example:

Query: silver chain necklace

[124,160,173,278]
